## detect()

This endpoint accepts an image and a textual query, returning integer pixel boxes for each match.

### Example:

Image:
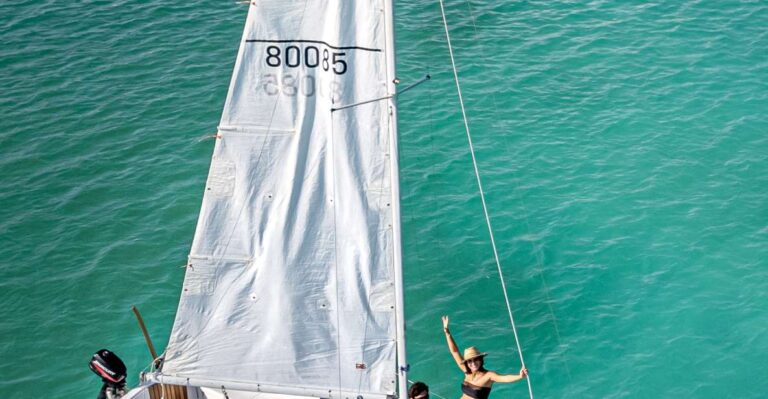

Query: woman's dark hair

[408,381,429,399]
[463,357,487,374]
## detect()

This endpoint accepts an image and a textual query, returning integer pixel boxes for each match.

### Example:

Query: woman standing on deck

[442,316,528,399]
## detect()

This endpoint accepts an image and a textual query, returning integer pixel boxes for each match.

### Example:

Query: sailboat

[117,1,408,398]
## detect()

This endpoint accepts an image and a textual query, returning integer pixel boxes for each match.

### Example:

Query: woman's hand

[520,367,529,377]
[442,315,450,331]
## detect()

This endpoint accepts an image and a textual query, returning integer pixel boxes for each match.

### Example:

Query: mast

[382,0,408,397]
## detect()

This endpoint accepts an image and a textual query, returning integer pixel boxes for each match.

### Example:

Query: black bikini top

[462,382,492,399]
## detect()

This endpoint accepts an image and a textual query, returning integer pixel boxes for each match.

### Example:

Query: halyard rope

[438,1,533,398]
[460,0,572,385]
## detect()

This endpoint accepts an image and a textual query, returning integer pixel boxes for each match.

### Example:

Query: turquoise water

[1,1,766,397]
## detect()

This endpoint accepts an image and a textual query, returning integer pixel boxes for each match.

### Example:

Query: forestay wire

[438,1,534,398]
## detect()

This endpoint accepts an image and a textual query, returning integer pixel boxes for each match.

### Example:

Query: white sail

[157,1,405,398]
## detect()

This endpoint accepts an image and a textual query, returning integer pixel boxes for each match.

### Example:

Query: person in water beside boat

[442,316,527,399]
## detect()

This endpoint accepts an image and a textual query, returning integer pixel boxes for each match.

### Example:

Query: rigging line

[460,0,572,384]
[331,74,431,112]
[438,1,534,399]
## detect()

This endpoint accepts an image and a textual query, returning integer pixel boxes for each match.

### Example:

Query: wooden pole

[131,305,159,367]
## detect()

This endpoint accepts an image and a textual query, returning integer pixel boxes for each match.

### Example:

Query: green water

[1,1,766,397]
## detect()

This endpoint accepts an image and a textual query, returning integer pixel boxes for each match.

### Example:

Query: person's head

[408,381,429,399]
[462,346,487,373]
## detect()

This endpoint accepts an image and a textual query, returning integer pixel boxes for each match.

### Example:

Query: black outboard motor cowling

[89,349,127,399]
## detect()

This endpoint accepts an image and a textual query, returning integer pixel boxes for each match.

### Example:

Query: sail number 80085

[265,45,347,75]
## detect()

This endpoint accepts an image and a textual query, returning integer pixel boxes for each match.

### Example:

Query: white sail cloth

[161,1,399,397]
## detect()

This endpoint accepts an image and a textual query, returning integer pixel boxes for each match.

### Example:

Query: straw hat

[462,346,488,362]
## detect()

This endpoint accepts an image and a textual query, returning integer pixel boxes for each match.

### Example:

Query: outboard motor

[89,349,127,399]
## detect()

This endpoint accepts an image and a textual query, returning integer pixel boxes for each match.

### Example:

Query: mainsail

[154,1,406,398]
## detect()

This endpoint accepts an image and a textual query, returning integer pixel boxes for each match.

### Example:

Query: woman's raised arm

[487,368,528,383]
[442,316,467,372]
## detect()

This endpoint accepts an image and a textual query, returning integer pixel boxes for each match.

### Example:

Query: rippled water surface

[1,1,766,397]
